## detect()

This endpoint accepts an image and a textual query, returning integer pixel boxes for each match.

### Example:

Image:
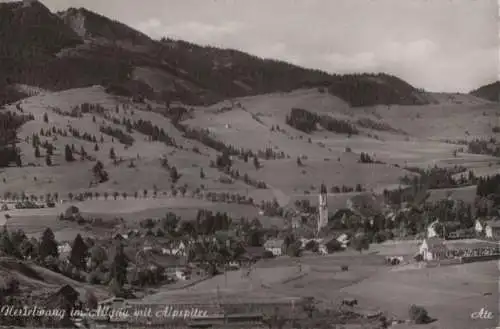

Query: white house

[484,220,500,239]
[474,219,485,234]
[336,233,350,248]
[426,220,439,238]
[264,239,284,257]
[318,244,328,255]
[164,265,189,281]
[162,241,187,256]
[418,237,447,261]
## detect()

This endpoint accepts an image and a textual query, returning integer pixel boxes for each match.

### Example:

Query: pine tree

[109,243,128,287]
[253,156,260,170]
[80,146,86,161]
[15,153,22,167]
[69,234,89,270]
[109,147,116,160]
[34,145,40,158]
[45,154,52,166]
[43,113,48,123]
[170,166,179,183]
[39,228,58,260]
[94,143,99,152]
[64,144,74,162]
[200,168,205,179]
[46,143,53,156]
[0,229,18,257]
[89,245,107,269]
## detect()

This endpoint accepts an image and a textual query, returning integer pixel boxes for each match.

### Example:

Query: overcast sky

[37,0,500,92]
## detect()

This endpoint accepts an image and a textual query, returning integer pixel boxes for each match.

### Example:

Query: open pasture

[341,260,499,329]
[1,197,282,239]
[142,265,303,304]
[234,157,408,195]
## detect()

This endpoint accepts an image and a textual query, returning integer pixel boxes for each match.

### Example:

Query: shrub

[262,250,275,259]
[408,304,430,324]
[325,239,343,253]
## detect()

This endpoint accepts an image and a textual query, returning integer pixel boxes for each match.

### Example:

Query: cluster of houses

[474,219,500,239]
[417,237,500,262]
[263,233,350,257]
[426,218,500,240]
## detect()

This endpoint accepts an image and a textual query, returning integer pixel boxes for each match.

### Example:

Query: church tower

[318,183,328,234]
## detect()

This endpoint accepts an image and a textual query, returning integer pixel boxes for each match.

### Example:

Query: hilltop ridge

[470,81,500,102]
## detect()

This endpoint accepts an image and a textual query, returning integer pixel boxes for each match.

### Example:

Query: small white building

[418,237,447,261]
[264,239,284,257]
[58,242,72,254]
[484,220,500,239]
[162,241,187,256]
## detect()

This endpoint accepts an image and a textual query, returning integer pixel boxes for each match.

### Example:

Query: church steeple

[320,183,327,195]
[317,183,328,235]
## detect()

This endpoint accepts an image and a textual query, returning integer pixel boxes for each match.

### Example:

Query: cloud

[320,52,377,73]
[381,39,438,64]
[134,18,245,43]
[247,42,303,65]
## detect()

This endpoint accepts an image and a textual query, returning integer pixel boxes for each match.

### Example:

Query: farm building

[418,237,447,261]
[264,239,284,256]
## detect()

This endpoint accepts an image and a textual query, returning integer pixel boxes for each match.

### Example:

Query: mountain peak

[59,7,153,46]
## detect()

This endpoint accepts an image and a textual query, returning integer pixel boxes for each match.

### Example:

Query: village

[2,180,495,328]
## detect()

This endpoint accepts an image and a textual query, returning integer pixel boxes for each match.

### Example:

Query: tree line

[285,108,359,135]
[0,111,33,167]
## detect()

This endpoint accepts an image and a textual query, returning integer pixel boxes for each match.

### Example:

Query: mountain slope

[0,0,82,61]
[0,1,430,107]
[470,81,499,102]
